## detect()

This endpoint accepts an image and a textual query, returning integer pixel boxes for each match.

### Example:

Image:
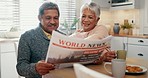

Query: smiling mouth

[83,24,90,27]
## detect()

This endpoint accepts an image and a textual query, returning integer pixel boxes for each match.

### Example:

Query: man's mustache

[48,23,57,27]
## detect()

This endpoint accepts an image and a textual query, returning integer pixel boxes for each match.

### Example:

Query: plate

[126,64,147,74]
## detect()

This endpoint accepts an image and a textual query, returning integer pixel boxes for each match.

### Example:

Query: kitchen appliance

[112,0,134,7]
[110,0,140,10]
[112,0,128,4]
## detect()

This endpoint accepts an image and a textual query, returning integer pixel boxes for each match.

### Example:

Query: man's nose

[50,18,56,24]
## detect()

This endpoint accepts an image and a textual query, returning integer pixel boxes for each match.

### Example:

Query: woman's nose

[83,17,89,21]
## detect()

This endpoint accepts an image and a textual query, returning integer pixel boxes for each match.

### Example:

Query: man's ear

[38,15,41,21]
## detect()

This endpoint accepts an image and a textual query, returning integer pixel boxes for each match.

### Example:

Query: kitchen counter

[110,33,148,39]
[0,38,19,42]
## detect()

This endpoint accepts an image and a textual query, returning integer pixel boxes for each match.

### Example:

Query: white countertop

[0,38,19,42]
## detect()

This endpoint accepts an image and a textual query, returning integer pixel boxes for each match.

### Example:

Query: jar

[113,23,120,34]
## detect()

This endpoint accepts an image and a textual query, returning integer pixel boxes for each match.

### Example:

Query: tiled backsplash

[99,9,140,33]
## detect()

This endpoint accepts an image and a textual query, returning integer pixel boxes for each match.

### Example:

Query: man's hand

[35,60,55,75]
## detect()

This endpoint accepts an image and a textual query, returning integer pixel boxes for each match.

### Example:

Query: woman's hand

[103,51,116,62]
[35,60,55,75]
[93,58,103,65]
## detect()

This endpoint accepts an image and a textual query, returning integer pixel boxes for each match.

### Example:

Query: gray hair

[39,1,60,16]
[80,2,100,19]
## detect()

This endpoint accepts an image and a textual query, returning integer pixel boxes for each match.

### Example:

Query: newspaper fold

[45,30,112,68]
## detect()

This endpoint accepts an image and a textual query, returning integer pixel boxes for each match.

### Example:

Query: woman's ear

[95,17,100,25]
[38,15,41,21]
[97,17,100,21]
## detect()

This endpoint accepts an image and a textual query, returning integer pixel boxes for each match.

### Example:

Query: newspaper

[45,30,112,69]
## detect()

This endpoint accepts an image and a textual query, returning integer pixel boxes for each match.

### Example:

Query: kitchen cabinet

[127,38,148,60]
[111,36,128,51]
[140,0,148,34]
[111,36,148,60]
[0,41,19,78]
[92,0,111,8]
[144,0,148,26]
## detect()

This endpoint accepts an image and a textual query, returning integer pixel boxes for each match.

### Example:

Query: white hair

[80,2,101,19]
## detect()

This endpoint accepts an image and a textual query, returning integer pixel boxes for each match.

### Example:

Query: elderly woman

[70,2,116,63]
[70,2,108,39]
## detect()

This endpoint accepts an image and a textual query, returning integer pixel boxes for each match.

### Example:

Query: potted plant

[120,22,133,34]
[60,18,79,35]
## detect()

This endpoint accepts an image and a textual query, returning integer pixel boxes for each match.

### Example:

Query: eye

[54,16,59,20]
[46,16,51,20]
[82,15,86,18]
[88,16,93,19]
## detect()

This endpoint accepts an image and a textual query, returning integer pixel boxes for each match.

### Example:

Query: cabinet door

[111,36,125,51]
[1,52,18,78]
[0,42,15,53]
[0,41,19,78]
[141,0,148,34]
[127,44,148,60]
[92,0,111,8]
[144,0,148,26]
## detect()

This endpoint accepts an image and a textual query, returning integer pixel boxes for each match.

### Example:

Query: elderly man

[16,1,59,78]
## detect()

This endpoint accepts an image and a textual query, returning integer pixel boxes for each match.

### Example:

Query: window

[51,0,77,34]
[0,0,19,32]
[0,0,77,34]
[20,0,43,32]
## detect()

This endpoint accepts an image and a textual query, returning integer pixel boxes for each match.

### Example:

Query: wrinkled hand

[93,51,116,64]
[35,60,55,75]
[103,51,116,62]
[93,58,103,65]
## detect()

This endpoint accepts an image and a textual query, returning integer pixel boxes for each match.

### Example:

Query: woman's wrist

[97,57,104,64]
[101,52,110,62]
[93,57,103,65]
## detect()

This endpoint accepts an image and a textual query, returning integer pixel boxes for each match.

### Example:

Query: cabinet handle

[138,40,144,43]
[123,43,125,50]
[138,53,143,56]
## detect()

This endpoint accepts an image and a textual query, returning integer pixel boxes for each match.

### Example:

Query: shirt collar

[42,29,52,39]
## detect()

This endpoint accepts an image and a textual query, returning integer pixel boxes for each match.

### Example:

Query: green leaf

[60,18,79,29]
[71,18,80,27]
[121,22,133,29]
[60,20,68,28]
